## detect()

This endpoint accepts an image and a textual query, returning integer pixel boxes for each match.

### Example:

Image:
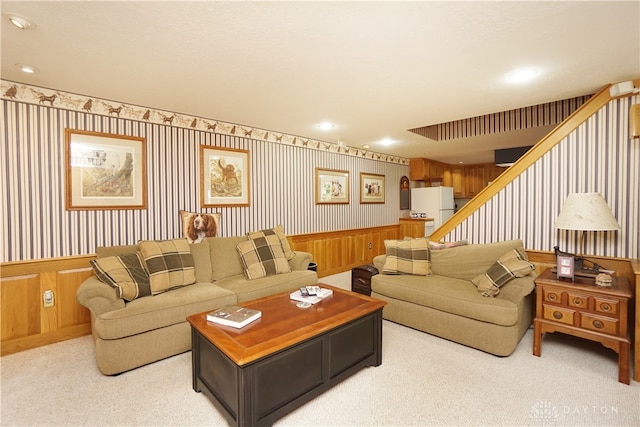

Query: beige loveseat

[371,240,536,356]
[77,236,316,375]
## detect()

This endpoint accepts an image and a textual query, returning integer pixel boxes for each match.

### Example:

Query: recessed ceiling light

[508,68,538,83]
[6,14,34,30]
[379,138,395,147]
[316,121,335,131]
[16,63,38,74]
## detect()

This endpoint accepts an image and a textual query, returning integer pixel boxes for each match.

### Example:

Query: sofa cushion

[247,225,295,260]
[371,273,529,327]
[94,283,237,340]
[472,248,535,297]
[138,239,196,295]
[382,238,430,275]
[209,236,248,281]
[216,270,317,303]
[179,210,220,244]
[90,252,150,301]
[236,234,291,279]
[430,240,524,281]
[190,240,213,283]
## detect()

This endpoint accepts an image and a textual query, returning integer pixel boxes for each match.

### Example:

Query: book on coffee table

[207,306,262,328]
[290,288,333,305]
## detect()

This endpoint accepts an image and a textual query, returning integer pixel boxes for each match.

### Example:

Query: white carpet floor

[1,272,638,426]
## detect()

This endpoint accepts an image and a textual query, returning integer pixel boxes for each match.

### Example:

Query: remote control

[306,286,321,296]
[299,287,309,297]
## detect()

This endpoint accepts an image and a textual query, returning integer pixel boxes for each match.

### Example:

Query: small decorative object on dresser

[533,268,632,384]
[351,264,379,296]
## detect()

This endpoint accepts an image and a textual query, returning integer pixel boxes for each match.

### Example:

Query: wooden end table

[533,268,632,384]
[351,264,378,296]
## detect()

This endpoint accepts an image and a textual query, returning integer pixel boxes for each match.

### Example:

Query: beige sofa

[77,236,316,375]
[371,240,535,356]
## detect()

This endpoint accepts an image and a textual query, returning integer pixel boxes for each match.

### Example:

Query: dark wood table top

[187,284,386,366]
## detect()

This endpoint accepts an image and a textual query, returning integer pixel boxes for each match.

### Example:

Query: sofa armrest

[76,276,125,316]
[373,255,385,272]
[289,251,313,271]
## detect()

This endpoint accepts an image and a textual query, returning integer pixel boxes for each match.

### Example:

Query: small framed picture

[315,168,349,204]
[200,146,250,207]
[360,173,385,204]
[556,255,575,280]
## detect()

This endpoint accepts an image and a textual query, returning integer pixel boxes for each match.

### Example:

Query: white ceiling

[2,1,639,164]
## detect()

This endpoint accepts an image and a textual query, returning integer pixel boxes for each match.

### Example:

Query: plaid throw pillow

[472,247,535,297]
[90,252,151,301]
[382,238,431,275]
[236,234,291,280]
[246,225,295,260]
[138,239,196,295]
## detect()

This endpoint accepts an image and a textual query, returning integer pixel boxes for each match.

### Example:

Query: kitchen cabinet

[411,159,509,198]
[486,164,507,183]
[451,166,464,197]
[463,164,486,197]
[409,158,449,182]
[442,167,453,188]
[399,218,432,238]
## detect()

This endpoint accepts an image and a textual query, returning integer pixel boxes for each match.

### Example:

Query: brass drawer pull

[553,311,563,320]
[601,303,611,311]
[593,320,604,329]
[573,298,582,306]
[548,294,557,301]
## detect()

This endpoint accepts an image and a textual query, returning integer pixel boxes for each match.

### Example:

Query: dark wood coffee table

[187,284,386,427]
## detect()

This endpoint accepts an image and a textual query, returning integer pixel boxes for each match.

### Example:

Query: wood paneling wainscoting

[0,225,398,356]
[1,256,94,356]
[289,225,399,277]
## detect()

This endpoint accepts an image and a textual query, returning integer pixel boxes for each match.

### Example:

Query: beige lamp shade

[554,193,621,231]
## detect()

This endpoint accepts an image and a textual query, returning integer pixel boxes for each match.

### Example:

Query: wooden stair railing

[430,81,627,242]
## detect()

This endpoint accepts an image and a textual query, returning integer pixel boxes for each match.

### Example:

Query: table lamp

[553,192,620,280]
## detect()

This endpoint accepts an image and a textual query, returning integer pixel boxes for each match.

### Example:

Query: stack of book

[206,305,262,328]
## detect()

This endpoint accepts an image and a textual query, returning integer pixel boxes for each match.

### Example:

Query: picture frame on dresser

[200,145,250,207]
[65,129,147,210]
[556,254,575,280]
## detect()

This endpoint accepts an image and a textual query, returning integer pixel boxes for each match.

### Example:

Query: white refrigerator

[410,187,455,237]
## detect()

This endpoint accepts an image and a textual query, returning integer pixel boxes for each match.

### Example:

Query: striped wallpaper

[444,95,640,260]
[3,82,637,263]
[1,84,408,262]
[409,95,591,141]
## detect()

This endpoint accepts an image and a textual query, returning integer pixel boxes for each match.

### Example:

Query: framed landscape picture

[65,129,147,210]
[200,145,250,207]
[315,168,349,204]
[360,172,385,204]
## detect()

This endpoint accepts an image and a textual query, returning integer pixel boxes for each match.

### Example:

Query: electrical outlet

[368,242,372,249]
[43,290,55,308]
